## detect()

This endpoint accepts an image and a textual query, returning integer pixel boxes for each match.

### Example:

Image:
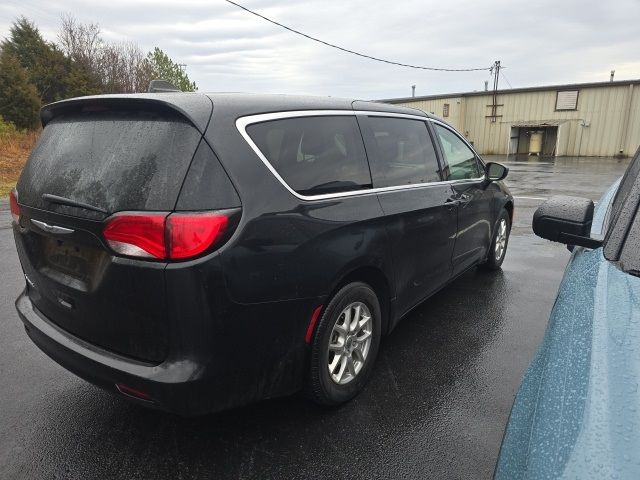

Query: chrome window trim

[235,110,486,202]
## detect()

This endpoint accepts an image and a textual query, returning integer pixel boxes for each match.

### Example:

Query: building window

[443,103,450,117]
[555,90,579,111]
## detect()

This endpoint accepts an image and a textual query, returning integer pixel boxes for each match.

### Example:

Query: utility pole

[487,60,502,123]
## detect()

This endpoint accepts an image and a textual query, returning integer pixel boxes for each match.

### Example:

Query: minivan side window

[365,117,441,187]
[246,116,372,196]
[434,124,481,180]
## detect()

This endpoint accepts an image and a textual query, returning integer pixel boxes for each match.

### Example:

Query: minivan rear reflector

[305,305,324,343]
[103,211,231,261]
[115,383,154,403]
[9,189,20,223]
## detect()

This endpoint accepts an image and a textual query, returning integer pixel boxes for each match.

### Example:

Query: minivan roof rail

[148,80,181,93]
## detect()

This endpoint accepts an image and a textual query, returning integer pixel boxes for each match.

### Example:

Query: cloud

[1,0,639,98]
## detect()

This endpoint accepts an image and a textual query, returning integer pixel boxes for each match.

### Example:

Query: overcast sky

[1,0,639,99]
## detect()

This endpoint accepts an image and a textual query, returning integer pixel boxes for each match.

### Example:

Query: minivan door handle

[458,193,472,205]
[445,198,461,209]
[447,193,471,207]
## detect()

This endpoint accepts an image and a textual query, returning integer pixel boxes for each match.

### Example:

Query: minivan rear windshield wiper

[42,193,108,214]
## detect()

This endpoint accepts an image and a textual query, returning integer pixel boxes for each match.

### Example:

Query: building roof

[379,79,640,104]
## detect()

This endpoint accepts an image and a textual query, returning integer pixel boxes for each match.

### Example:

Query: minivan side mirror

[485,162,508,182]
[532,195,603,248]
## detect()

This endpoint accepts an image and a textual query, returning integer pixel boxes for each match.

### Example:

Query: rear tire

[306,282,381,406]
[481,209,510,270]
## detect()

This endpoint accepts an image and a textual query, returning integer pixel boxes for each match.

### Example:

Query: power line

[225,0,491,73]
[501,71,514,89]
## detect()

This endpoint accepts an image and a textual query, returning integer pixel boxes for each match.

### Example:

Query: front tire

[481,209,510,270]
[306,282,382,406]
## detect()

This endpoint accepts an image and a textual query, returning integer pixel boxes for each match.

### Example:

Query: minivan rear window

[18,110,202,218]
[246,116,372,196]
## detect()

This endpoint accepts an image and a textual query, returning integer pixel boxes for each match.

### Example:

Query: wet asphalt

[0,155,631,480]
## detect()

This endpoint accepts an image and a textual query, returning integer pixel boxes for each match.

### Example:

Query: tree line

[0,16,197,130]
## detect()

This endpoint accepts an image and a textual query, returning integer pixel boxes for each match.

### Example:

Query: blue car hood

[496,180,640,479]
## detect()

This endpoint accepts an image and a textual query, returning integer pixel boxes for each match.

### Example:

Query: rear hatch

[13,98,210,363]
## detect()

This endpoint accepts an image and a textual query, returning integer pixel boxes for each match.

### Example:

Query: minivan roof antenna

[148,80,181,93]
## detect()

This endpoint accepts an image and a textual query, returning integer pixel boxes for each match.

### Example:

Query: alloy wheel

[327,302,373,385]
[495,218,508,261]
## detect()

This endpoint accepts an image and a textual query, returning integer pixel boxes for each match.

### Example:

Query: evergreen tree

[146,47,197,92]
[2,17,96,103]
[0,49,41,130]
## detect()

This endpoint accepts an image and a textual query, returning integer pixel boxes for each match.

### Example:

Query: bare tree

[134,54,155,93]
[58,14,102,73]
[58,15,153,94]
[99,41,151,93]
[57,14,189,94]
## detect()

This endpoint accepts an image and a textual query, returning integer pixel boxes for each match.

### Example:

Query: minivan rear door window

[245,115,372,196]
[18,110,202,218]
[362,116,441,188]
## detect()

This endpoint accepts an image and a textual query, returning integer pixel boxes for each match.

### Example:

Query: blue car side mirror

[533,196,603,249]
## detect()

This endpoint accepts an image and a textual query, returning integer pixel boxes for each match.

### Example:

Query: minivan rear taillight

[9,189,20,223]
[103,214,167,259]
[103,211,231,261]
[167,213,228,260]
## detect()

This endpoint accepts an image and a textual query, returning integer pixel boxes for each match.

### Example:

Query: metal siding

[394,83,640,157]
[627,86,640,155]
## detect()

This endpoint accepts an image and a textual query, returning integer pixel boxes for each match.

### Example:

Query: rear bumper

[16,290,210,415]
[16,289,317,415]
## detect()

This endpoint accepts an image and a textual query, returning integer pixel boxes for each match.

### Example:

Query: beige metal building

[381,79,640,157]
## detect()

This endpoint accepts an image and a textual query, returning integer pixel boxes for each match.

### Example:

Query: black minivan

[10,93,513,415]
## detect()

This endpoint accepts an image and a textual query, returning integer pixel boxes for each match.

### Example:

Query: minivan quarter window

[434,123,481,180]
[364,116,441,188]
[246,115,372,196]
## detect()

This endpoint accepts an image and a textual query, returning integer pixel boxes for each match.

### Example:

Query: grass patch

[0,129,39,197]
[0,181,16,198]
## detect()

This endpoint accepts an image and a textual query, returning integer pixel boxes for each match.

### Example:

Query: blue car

[495,149,640,479]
